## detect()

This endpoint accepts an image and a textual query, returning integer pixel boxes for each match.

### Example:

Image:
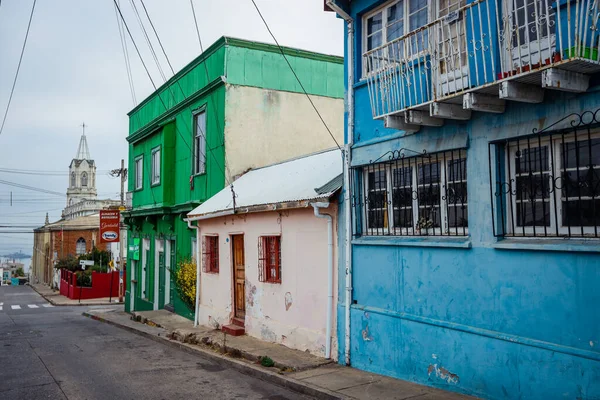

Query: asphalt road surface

[0,285,312,400]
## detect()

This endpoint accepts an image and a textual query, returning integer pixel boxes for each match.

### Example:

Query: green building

[124,37,344,319]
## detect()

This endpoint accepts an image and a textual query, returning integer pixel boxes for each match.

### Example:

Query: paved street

[0,285,312,400]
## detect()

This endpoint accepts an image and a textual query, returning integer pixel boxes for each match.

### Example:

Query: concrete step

[222,324,245,336]
[232,317,245,327]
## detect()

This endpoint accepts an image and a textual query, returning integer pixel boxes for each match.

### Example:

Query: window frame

[362,150,468,236]
[193,109,207,176]
[202,234,219,274]
[362,0,431,67]
[76,237,86,255]
[258,235,282,284]
[151,146,161,187]
[134,155,144,191]
[505,132,600,236]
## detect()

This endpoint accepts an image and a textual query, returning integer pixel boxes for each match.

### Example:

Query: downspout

[186,218,201,327]
[312,202,333,359]
[326,0,354,366]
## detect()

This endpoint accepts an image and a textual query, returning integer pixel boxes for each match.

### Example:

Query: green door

[158,251,165,309]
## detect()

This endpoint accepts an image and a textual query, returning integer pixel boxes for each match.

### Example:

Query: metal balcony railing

[363,0,600,120]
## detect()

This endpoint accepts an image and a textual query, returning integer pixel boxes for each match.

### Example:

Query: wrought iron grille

[352,148,468,237]
[202,235,219,273]
[489,110,600,238]
[258,236,281,283]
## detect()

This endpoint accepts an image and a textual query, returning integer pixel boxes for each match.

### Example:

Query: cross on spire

[75,122,91,160]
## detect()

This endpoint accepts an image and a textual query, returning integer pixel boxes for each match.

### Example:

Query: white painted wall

[196,205,339,359]
[223,85,344,181]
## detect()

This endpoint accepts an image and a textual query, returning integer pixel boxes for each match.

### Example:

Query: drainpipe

[186,218,201,327]
[326,0,354,366]
[312,202,333,359]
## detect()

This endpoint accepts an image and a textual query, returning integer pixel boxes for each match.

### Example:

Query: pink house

[186,149,341,359]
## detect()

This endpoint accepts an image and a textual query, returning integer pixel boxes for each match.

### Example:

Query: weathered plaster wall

[223,85,344,181]
[196,205,339,358]
[338,75,600,398]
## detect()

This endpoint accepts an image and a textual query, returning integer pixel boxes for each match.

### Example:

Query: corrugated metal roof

[188,149,342,219]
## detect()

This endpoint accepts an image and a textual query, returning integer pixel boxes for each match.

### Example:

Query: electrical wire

[0,0,37,137]
[114,0,137,105]
[0,179,65,197]
[249,0,341,151]
[129,0,167,83]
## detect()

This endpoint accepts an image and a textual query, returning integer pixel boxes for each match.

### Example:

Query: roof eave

[187,195,336,221]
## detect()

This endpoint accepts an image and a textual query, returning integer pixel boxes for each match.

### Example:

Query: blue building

[326,0,600,398]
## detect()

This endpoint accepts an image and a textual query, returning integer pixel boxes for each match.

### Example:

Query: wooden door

[158,251,165,309]
[232,235,245,319]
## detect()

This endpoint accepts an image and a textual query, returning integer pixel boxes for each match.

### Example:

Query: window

[258,236,281,283]
[194,111,207,175]
[364,0,429,53]
[202,235,219,273]
[76,238,86,255]
[191,238,197,260]
[81,172,88,187]
[151,147,161,185]
[359,149,468,236]
[492,130,600,237]
[135,156,143,190]
[71,172,76,188]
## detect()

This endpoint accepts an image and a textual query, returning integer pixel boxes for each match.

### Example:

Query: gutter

[326,0,355,366]
[311,202,334,360]
[185,218,202,327]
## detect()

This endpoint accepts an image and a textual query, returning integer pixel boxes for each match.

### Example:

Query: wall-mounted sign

[100,210,120,243]
[129,238,140,261]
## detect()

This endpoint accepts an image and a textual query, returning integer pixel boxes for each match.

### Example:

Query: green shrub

[260,356,275,368]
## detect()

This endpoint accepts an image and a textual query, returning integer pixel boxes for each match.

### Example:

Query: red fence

[59,269,124,300]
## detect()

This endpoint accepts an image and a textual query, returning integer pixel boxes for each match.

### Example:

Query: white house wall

[196,205,339,359]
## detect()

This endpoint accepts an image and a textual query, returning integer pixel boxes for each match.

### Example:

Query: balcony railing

[364,0,600,121]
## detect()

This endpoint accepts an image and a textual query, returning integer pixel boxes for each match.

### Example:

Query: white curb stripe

[42,304,53,308]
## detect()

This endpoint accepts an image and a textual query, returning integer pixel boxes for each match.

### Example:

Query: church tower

[66,124,97,207]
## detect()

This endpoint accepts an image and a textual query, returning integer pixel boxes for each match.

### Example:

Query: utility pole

[110,160,128,302]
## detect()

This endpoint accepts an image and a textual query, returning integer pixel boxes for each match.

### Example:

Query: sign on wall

[129,238,140,261]
[100,210,120,243]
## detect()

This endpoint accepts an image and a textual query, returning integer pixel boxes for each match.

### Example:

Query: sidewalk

[29,283,123,306]
[83,308,476,400]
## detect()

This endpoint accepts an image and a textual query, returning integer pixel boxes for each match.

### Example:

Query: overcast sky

[0,0,344,263]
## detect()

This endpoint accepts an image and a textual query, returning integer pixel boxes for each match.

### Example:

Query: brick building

[32,214,109,286]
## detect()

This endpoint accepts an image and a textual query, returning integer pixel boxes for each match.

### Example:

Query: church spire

[75,122,91,160]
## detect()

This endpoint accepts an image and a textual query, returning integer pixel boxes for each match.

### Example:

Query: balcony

[363,0,600,131]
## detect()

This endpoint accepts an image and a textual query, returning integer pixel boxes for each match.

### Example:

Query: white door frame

[141,239,150,300]
[165,239,172,305]
[154,239,164,310]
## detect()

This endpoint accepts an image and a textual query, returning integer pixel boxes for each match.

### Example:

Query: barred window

[258,236,281,283]
[202,235,219,273]
[358,150,468,236]
[492,129,600,237]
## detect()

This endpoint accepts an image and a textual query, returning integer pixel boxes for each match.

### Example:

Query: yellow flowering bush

[173,257,196,311]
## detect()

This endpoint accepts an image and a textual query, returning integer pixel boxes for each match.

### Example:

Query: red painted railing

[59,269,124,300]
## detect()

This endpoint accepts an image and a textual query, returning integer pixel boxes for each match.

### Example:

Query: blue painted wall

[336,1,600,398]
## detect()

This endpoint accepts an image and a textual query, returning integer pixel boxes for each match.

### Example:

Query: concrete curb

[82,311,344,400]
[29,284,122,307]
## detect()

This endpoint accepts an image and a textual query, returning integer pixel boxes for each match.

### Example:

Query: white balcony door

[436,0,469,96]
[506,0,556,71]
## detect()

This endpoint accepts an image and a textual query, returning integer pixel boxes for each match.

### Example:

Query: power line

[249,0,341,151]
[129,0,167,83]
[0,179,65,197]
[0,167,112,176]
[0,0,37,137]
[114,0,137,105]
[189,0,204,52]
